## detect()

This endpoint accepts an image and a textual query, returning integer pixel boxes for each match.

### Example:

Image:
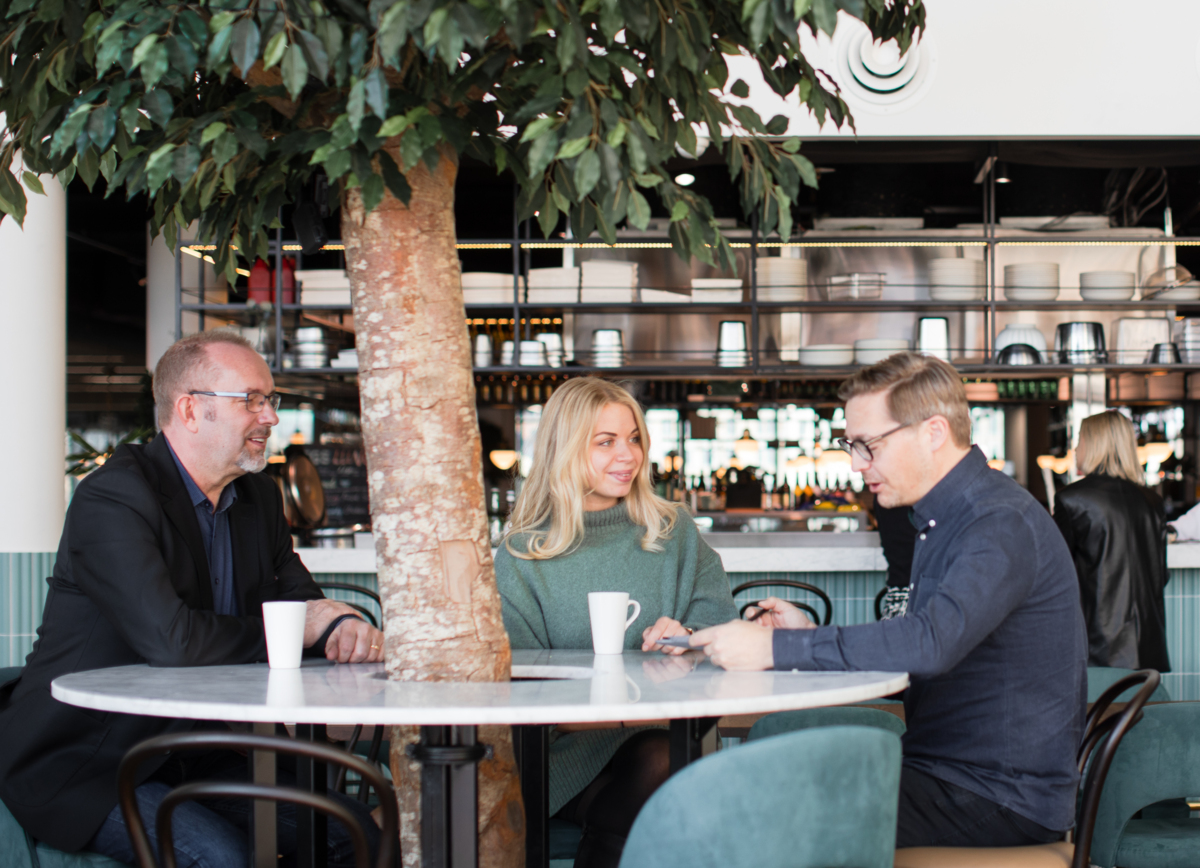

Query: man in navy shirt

[694,352,1087,848]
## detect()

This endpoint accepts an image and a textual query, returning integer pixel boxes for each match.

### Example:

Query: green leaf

[140,43,169,90]
[281,43,308,100]
[87,107,116,151]
[526,130,559,178]
[206,24,234,67]
[627,187,651,230]
[347,79,366,131]
[297,30,329,82]
[573,149,601,199]
[377,115,409,138]
[781,138,801,153]
[536,196,558,237]
[81,10,102,39]
[730,78,750,99]
[21,171,44,195]
[209,11,237,34]
[634,173,661,187]
[50,105,90,157]
[520,116,557,144]
[791,153,818,188]
[670,200,688,222]
[201,122,227,146]
[212,131,238,167]
[172,144,200,183]
[765,114,789,135]
[556,136,590,160]
[794,0,813,17]
[99,149,117,183]
[811,0,838,35]
[363,68,388,120]
[76,149,99,190]
[377,149,411,206]
[130,34,159,70]
[263,31,287,69]
[0,169,27,226]
[142,90,173,127]
[231,17,260,78]
[145,143,176,192]
[360,172,385,214]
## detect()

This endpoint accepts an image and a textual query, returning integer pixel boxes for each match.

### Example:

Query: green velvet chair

[1087,667,1171,703]
[1088,702,1200,868]
[618,725,901,868]
[747,704,906,741]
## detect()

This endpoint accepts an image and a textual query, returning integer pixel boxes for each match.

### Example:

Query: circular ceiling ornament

[829,20,938,114]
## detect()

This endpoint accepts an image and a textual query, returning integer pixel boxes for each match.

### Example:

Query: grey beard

[237,450,268,474]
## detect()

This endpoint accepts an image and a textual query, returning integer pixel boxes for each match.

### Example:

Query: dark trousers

[895,766,1063,849]
[86,749,380,868]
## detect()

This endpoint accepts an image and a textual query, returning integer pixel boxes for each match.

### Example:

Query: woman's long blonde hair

[504,377,679,559]
[1077,411,1144,485]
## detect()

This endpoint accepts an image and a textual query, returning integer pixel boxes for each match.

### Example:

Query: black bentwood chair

[731,579,833,625]
[116,730,398,868]
[894,669,1161,868]
[316,582,383,629]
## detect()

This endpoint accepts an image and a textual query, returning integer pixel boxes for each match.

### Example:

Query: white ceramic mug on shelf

[262,601,307,669]
[588,592,641,655]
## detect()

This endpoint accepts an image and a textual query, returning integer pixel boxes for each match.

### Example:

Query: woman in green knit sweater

[495,377,736,868]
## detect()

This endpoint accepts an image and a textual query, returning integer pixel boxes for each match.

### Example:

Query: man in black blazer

[0,331,385,865]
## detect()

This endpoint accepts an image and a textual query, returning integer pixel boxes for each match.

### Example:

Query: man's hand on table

[691,598,817,670]
[744,597,817,630]
[304,599,384,663]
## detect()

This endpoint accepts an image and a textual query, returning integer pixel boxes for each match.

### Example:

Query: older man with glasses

[692,352,1087,850]
[0,330,384,867]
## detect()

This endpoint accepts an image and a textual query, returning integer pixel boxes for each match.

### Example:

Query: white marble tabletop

[52,649,907,726]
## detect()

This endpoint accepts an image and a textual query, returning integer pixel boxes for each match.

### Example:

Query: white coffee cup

[588,592,641,655]
[262,601,308,669]
[590,653,642,705]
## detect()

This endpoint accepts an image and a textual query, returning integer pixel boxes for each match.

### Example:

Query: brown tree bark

[342,145,524,868]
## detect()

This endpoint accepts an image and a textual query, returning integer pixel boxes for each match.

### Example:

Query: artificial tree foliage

[0,0,924,863]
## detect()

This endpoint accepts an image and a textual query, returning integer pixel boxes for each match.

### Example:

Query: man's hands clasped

[304,599,385,663]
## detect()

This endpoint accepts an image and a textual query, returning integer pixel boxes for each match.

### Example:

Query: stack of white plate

[296,269,352,306]
[929,259,986,301]
[527,267,580,303]
[755,257,808,301]
[1080,271,1136,302]
[1181,319,1200,364]
[581,261,636,303]
[462,272,523,304]
[797,344,854,366]
[691,278,744,303]
[854,339,909,365]
[1004,263,1059,301]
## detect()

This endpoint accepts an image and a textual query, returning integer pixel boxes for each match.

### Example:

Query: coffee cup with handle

[588,592,641,655]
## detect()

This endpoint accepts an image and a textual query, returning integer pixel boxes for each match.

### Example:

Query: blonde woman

[496,377,736,868]
[1053,411,1169,671]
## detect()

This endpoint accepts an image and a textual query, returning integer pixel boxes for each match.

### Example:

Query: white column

[145,223,177,373]
[0,176,66,551]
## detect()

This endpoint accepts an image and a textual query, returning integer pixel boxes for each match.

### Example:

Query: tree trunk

[342,145,524,868]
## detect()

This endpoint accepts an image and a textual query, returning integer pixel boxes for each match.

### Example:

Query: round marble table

[53,650,907,868]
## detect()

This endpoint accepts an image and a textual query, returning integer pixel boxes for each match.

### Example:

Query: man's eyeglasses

[189,391,282,413]
[836,423,910,462]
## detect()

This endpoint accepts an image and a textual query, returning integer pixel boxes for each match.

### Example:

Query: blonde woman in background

[495,377,736,868]
[1053,410,1169,671]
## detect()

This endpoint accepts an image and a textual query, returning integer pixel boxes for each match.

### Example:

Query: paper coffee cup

[262,601,307,669]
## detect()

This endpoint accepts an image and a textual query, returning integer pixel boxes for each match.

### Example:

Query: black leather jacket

[1053,474,1169,671]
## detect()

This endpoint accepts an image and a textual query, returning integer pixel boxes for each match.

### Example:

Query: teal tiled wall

[0,559,1196,698]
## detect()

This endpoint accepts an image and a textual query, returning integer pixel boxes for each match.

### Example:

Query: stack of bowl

[929,259,987,301]
[1080,270,1136,302]
[754,257,808,301]
[1004,263,1059,301]
[854,339,909,365]
[1181,319,1200,364]
[827,273,885,300]
[797,344,854,365]
[292,326,327,368]
[995,324,1048,362]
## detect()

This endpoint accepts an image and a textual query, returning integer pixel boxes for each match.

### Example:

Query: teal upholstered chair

[1087,667,1171,703]
[1088,702,1200,868]
[747,704,906,741]
[619,725,901,868]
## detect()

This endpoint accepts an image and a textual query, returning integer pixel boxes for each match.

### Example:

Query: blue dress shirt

[772,446,1087,831]
[165,437,239,616]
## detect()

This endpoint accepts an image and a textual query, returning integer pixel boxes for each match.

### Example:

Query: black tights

[556,729,671,868]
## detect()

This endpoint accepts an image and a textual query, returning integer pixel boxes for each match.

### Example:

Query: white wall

[729,0,1200,139]
[0,174,66,551]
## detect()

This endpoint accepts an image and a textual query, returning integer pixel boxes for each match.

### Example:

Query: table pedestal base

[409,725,486,868]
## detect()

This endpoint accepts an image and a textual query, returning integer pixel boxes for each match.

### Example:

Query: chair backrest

[1071,670,1161,868]
[117,731,397,868]
[747,705,906,741]
[317,582,382,627]
[1086,666,1171,703]
[1087,699,1200,868]
[619,725,901,868]
[731,580,833,625]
